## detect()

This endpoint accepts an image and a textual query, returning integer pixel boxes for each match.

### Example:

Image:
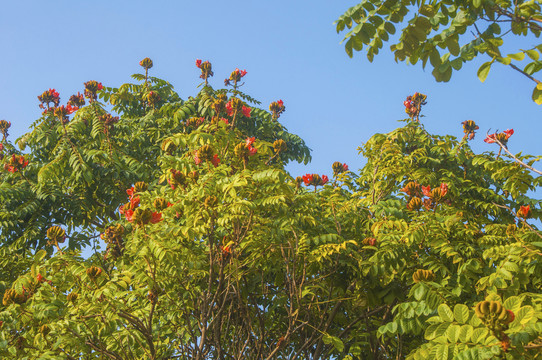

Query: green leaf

[446,324,460,343]
[477,61,492,83]
[532,85,542,104]
[526,49,539,60]
[507,52,525,61]
[453,304,470,324]
[433,344,449,360]
[438,304,454,322]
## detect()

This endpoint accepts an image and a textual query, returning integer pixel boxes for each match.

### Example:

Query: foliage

[336,0,542,103]
[0,61,541,359]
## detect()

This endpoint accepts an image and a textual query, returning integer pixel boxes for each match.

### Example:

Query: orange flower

[421,185,431,197]
[517,205,531,219]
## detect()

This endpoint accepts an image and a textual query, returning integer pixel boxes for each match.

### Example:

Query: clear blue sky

[1,0,541,180]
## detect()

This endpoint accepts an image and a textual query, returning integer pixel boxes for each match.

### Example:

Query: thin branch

[493,137,542,175]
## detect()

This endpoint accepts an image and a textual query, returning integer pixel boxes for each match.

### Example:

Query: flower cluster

[54,104,78,124]
[0,120,10,140]
[461,120,479,140]
[4,154,28,173]
[234,137,258,167]
[84,80,104,102]
[401,180,448,210]
[186,116,206,128]
[86,266,103,281]
[484,129,514,147]
[302,173,329,188]
[403,92,427,120]
[38,88,60,109]
[168,169,187,190]
[224,68,247,87]
[196,59,214,82]
[225,97,251,118]
[153,197,173,211]
[99,113,119,133]
[146,91,161,108]
[101,224,125,259]
[139,57,153,70]
[68,92,85,108]
[332,162,349,176]
[2,288,29,306]
[475,301,515,338]
[194,144,220,167]
[120,182,162,225]
[47,226,66,246]
[269,99,285,119]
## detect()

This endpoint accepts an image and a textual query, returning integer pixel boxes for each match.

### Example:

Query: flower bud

[139,57,153,70]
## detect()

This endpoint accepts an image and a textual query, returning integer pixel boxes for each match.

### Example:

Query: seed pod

[132,208,153,225]
[133,182,148,193]
[480,301,490,315]
[204,195,218,209]
[490,301,502,315]
[273,139,287,154]
[47,226,66,244]
[153,198,170,211]
[3,288,27,305]
[475,302,484,319]
[234,143,250,159]
[412,269,434,283]
[161,139,177,154]
[67,292,79,303]
[407,197,423,211]
[139,57,153,70]
[86,266,103,280]
[197,145,214,162]
[498,307,509,320]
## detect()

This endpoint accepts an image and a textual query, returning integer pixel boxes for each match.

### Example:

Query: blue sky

[1,0,541,181]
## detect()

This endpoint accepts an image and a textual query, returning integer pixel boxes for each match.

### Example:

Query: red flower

[321,175,329,185]
[342,163,348,171]
[484,134,496,144]
[246,137,255,146]
[0,143,3,151]
[517,205,531,219]
[422,185,431,197]
[302,174,313,186]
[37,274,45,283]
[440,183,448,197]
[125,209,134,222]
[503,129,514,138]
[248,146,257,156]
[194,155,202,165]
[150,212,162,224]
[126,187,135,198]
[277,99,284,107]
[195,59,202,68]
[240,69,247,77]
[211,154,220,167]
[66,104,78,114]
[242,106,251,118]
[485,129,514,145]
[220,117,229,125]
[38,88,61,108]
[225,102,233,116]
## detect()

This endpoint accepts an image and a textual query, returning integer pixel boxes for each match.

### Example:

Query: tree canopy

[0,59,541,359]
[336,0,542,103]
